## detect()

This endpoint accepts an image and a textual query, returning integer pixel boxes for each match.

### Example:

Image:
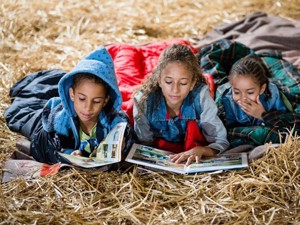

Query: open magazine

[125,144,248,174]
[58,122,127,168]
[1,159,72,183]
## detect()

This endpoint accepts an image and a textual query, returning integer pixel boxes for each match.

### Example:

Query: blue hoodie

[33,46,130,160]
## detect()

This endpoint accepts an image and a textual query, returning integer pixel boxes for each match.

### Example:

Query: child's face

[69,79,109,127]
[159,62,195,110]
[231,75,266,103]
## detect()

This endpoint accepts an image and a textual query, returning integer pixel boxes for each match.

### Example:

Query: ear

[260,83,267,95]
[190,80,196,91]
[69,88,75,101]
[104,96,110,106]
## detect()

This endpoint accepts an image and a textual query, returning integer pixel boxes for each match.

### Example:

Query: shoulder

[42,99,71,135]
[215,82,232,104]
[216,82,231,97]
[45,97,63,110]
[190,83,209,97]
[267,82,282,100]
[268,82,280,93]
[101,109,129,127]
[133,90,144,102]
[134,89,160,105]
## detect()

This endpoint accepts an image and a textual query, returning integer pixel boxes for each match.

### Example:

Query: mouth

[81,113,92,119]
[169,95,180,100]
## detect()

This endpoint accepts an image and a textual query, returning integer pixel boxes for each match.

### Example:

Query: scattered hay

[1,140,299,224]
[1,0,300,224]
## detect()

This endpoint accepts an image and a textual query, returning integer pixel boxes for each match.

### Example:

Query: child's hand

[169,146,216,166]
[237,96,265,120]
[71,150,82,156]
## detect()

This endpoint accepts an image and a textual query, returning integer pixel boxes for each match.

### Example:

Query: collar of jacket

[149,91,198,122]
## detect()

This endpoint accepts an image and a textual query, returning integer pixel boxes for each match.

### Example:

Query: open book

[58,122,127,168]
[56,122,248,173]
[125,144,248,174]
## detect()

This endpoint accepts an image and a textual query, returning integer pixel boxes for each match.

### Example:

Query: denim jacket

[133,84,229,153]
[222,82,287,126]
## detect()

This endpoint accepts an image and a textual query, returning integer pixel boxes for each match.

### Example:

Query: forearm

[200,87,230,153]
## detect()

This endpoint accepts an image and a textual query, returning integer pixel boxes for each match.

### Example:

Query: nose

[238,92,246,100]
[240,94,249,103]
[172,83,179,93]
[240,92,244,100]
[85,101,93,111]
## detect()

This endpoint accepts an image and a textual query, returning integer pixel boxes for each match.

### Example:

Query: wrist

[261,111,268,118]
[199,146,216,156]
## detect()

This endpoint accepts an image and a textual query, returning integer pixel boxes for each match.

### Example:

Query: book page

[126,144,248,174]
[125,144,186,174]
[185,153,248,173]
[96,122,127,162]
[58,122,127,168]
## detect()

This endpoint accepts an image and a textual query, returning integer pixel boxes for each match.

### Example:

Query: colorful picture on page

[132,147,184,169]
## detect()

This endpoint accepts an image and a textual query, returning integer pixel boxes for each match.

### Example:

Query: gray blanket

[192,11,300,69]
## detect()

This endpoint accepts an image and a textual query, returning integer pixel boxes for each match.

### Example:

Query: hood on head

[58,46,122,117]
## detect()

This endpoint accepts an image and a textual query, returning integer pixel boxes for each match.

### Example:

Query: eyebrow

[164,77,189,80]
[233,87,255,91]
[78,93,105,99]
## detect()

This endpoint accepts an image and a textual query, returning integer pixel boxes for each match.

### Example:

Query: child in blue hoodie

[10,46,133,164]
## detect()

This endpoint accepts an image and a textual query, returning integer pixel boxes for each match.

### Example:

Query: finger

[169,154,176,159]
[170,153,183,162]
[195,155,200,164]
[240,103,249,112]
[185,156,194,166]
[242,98,250,104]
[175,154,188,164]
[239,101,250,108]
[169,154,179,162]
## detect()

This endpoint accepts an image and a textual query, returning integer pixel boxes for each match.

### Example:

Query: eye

[93,98,105,104]
[180,82,188,86]
[165,81,172,85]
[79,97,85,101]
